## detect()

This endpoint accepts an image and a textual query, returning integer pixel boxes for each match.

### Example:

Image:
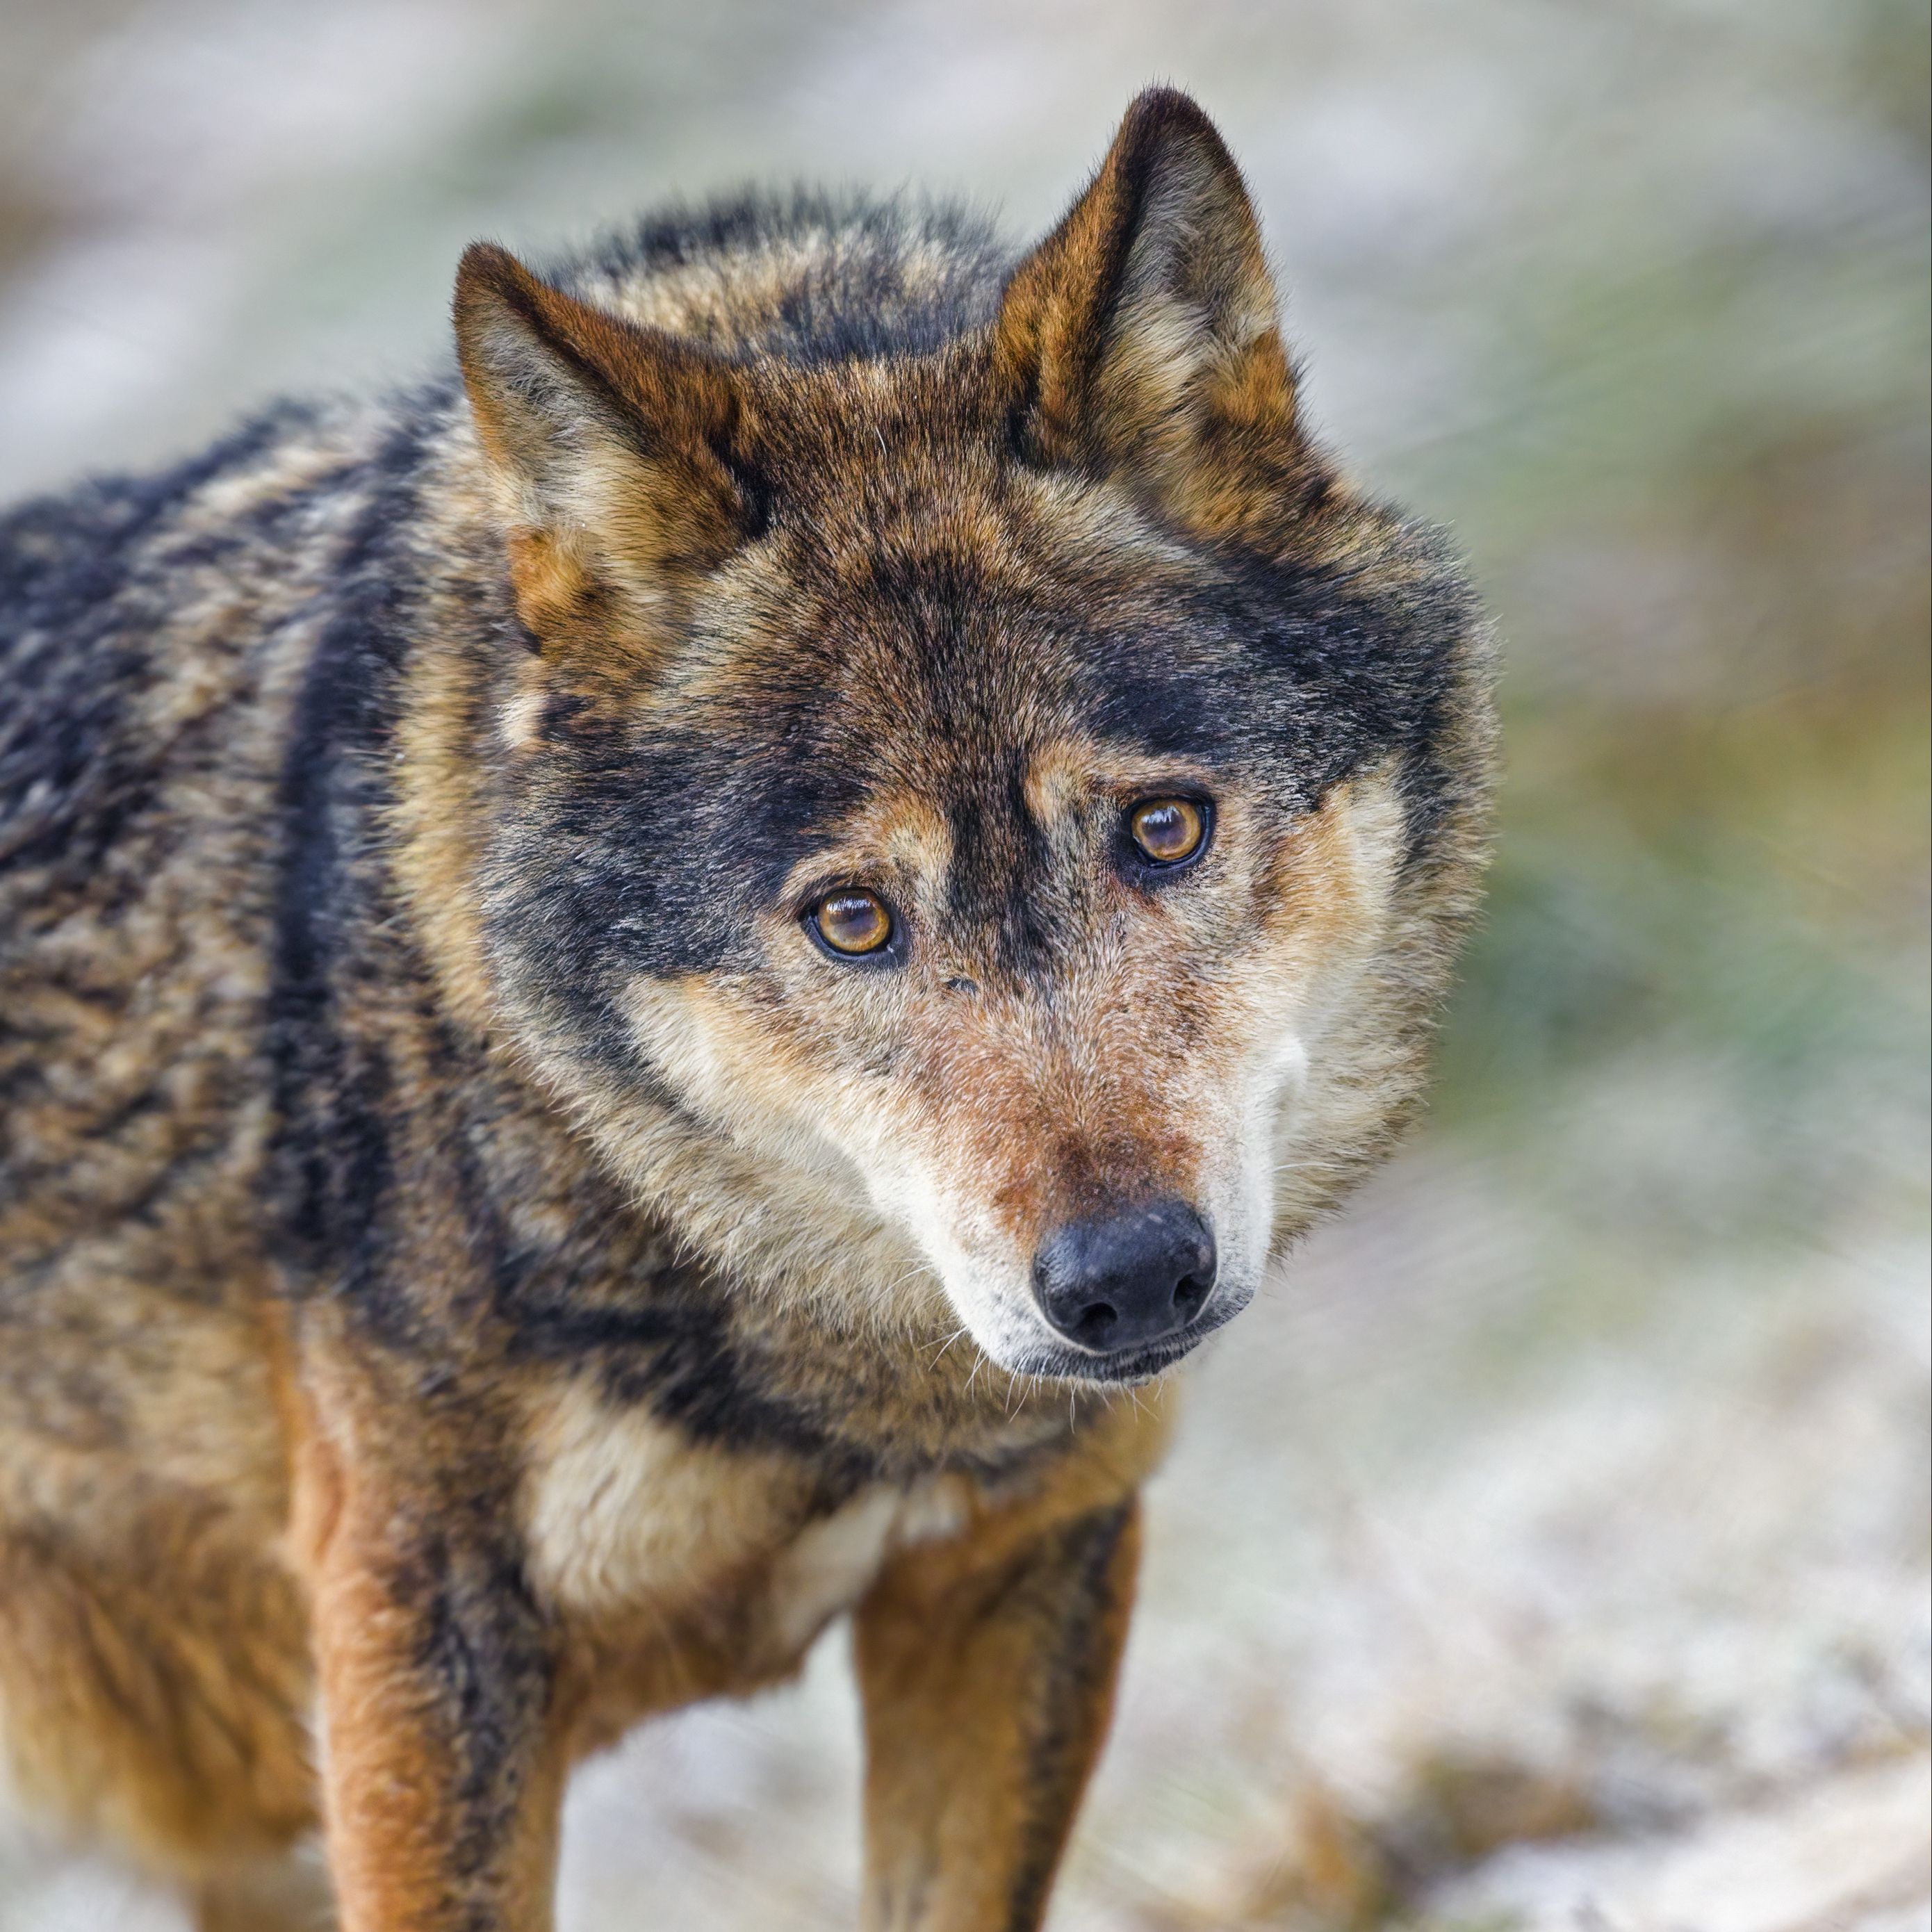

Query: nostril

[1071,1301,1120,1348]
[1173,1271,1211,1320]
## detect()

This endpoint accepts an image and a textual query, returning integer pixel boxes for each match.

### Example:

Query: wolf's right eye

[810,889,894,958]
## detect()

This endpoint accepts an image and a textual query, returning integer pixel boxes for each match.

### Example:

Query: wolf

[0,88,1492,1931]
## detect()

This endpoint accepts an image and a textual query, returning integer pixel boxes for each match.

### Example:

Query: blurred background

[0,1,1926,1926]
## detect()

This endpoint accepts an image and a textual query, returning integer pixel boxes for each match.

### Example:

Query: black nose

[1031,1200,1217,1357]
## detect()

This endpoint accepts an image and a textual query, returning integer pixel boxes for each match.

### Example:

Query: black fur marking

[395,1522,554,1909]
[501,1275,885,1491]
[266,416,431,1320]
[1083,532,1480,856]
[1004,1501,1134,1931]
[485,690,877,1001]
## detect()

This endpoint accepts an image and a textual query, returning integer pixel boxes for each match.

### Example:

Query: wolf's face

[453,96,1489,1382]
[591,474,1423,1384]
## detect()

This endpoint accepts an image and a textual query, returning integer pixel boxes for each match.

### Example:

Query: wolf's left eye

[1127,797,1210,867]
[810,889,894,957]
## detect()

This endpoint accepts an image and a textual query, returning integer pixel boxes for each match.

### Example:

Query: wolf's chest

[518,1389,969,1668]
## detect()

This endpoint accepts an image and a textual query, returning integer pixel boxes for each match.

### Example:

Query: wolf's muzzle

[1031,1198,1217,1359]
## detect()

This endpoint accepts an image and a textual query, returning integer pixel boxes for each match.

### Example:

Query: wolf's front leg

[853,1495,1142,1932]
[302,1437,566,1932]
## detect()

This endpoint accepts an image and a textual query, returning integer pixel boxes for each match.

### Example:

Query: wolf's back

[0,399,402,1376]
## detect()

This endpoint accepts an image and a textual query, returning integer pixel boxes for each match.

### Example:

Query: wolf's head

[444,90,1492,1384]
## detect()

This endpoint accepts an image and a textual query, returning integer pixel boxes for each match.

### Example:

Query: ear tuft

[995,89,1312,539]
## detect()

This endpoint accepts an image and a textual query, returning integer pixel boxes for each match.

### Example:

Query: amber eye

[1127,796,1209,867]
[812,889,894,957]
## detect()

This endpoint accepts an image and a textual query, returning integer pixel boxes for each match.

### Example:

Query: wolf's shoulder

[546,188,1017,365]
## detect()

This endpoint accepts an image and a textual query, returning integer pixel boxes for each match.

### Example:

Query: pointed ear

[454,243,758,646]
[995,89,1313,539]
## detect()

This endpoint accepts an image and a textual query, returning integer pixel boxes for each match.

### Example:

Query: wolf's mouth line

[1010,1334,1202,1386]
[990,1279,1247,1384]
